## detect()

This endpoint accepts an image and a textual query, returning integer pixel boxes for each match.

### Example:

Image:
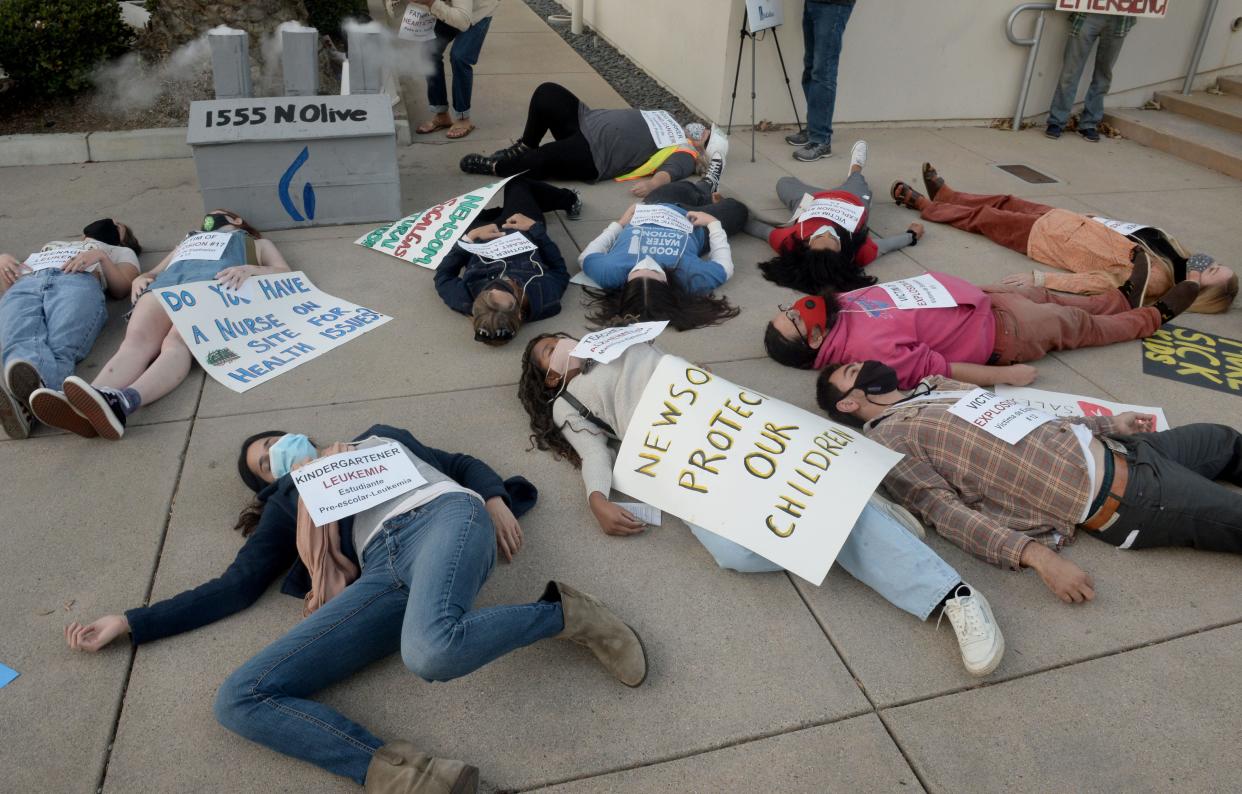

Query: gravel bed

[518,0,705,125]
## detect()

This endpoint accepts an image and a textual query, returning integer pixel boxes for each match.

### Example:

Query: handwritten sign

[156,270,391,393]
[355,176,515,270]
[1090,216,1150,236]
[879,273,958,310]
[948,388,1054,444]
[799,198,866,233]
[1142,325,1242,397]
[995,386,1168,431]
[24,245,87,272]
[1055,0,1167,18]
[571,321,669,364]
[631,204,694,235]
[612,355,903,585]
[640,110,688,148]
[398,3,437,41]
[457,231,538,260]
[170,232,232,264]
[293,441,426,526]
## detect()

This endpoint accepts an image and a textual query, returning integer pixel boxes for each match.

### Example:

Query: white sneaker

[940,585,1004,677]
[868,491,925,539]
[704,124,729,163]
[847,140,868,176]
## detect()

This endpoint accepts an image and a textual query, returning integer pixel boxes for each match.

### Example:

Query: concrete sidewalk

[1,2,1240,792]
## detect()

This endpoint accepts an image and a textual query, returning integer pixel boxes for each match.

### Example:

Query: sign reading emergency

[24,246,87,272]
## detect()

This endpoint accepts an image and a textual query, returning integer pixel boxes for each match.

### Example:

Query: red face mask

[787,295,828,339]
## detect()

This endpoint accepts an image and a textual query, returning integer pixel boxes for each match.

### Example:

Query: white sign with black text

[24,245,87,272]
[170,232,232,265]
[798,198,866,233]
[292,441,427,527]
[879,273,958,310]
[948,388,1054,445]
[1090,216,1150,236]
[571,321,669,364]
[399,3,437,41]
[630,204,694,235]
[640,110,688,148]
[994,386,1169,431]
[457,231,538,260]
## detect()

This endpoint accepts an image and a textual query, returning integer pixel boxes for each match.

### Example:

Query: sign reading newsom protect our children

[156,271,390,393]
[293,442,427,526]
[355,175,517,270]
[611,356,903,585]
[1142,325,1242,397]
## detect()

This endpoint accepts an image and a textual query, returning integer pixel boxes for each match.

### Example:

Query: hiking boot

[793,142,832,162]
[459,153,498,176]
[551,580,647,687]
[5,358,44,407]
[784,129,810,146]
[0,380,32,439]
[1153,280,1199,324]
[1045,123,1063,140]
[363,740,478,794]
[29,388,97,438]
[62,375,127,440]
[1119,247,1151,309]
[703,154,725,192]
[567,188,583,220]
[940,585,1004,677]
[488,139,529,161]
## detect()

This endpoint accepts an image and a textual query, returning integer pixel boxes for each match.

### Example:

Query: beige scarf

[295,498,360,616]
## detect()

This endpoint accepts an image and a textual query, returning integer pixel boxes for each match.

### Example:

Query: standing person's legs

[776,176,826,212]
[1047,15,1105,128]
[918,202,1044,254]
[496,134,598,181]
[41,272,108,388]
[1081,17,1127,130]
[448,17,492,122]
[987,286,1160,363]
[801,2,852,146]
[520,82,584,147]
[0,276,57,384]
[423,25,457,122]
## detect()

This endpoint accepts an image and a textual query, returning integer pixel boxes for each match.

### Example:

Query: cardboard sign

[612,355,903,585]
[156,270,391,393]
[799,198,866,233]
[995,386,1169,431]
[292,442,427,526]
[170,232,232,264]
[24,245,86,272]
[948,388,1054,444]
[745,0,784,33]
[355,176,515,270]
[879,273,958,310]
[1090,216,1150,236]
[457,231,538,259]
[1055,0,1167,18]
[1142,325,1242,397]
[398,3,437,41]
[640,110,688,148]
[571,321,669,364]
[631,204,694,235]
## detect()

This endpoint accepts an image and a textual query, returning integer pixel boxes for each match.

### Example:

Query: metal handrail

[1183,0,1220,94]
[1006,3,1056,132]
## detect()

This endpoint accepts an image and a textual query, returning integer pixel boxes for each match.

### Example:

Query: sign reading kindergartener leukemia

[293,442,427,527]
[355,175,516,270]
[948,388,1054,444]
[879,273,958,310]
[156,271,391,393]
[612,356,903,585]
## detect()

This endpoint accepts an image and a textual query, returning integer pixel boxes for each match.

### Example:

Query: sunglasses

[778,303,808,343]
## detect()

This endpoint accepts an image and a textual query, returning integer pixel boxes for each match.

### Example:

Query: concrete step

[1155,90,1242,134]
[1218,75,1242,97]
[1104,107,1242,180]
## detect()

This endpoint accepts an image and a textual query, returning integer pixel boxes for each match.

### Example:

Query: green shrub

[0,0,133,97]
[305,0,370,39]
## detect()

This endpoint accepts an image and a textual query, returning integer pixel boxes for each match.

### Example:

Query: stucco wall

[551,0,1242,124]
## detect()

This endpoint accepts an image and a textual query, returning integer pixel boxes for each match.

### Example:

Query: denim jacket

[433,223,569,321]
[125,424,537,645]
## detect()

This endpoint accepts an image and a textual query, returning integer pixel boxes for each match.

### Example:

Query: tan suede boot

[552,581,648,687]
[364,741,479,794]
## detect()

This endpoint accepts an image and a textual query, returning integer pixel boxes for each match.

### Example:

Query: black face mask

[854,360,899,397]
[82,219,122,246]
[201,213,232,232]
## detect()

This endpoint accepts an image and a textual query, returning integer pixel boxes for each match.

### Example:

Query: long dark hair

[763,291,843,369]
[582,278,739,331]
[212,208,264,239]
[758,238,876,294]
[234,429,287,536]
[518,332,583,468]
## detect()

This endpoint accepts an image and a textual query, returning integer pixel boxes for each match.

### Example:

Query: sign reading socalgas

[355,176,516,270]
[611,355,903,585]
[155,271,391,393]
[293,442,427,527]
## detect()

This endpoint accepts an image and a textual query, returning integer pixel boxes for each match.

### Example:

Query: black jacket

[433,223,569,322]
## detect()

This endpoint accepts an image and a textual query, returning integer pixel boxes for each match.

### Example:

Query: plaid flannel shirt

[1068,11,1137,37]
[865,377,1123,570]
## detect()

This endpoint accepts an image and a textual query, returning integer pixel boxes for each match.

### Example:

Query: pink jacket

[813,272,997,388]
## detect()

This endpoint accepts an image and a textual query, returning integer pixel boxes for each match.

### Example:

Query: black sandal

[891,181,925,210]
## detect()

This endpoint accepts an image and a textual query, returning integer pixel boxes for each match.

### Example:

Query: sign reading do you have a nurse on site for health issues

[156,271,391,392]
[611,356,902,585]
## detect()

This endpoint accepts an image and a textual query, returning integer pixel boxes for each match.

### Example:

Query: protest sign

[1142,325,1242,397]
[948,388,1054,444]
[169,232,232,264]
[571,321,668,364]
[1054,0,1167,18]
[640,110,688,148]
[745,0,784,33]
[398,3,437,40]
[156,270,391,393]
[612,356,903,585]
[995,386,1169,431]
[457,231,538,259]
[1090,216,1150,236]
[293,441,426,526]
[24,246,86,272]
[631,204,694,235]
[355,175,516,270]
[879,273,958,310]
[798,198,866,233]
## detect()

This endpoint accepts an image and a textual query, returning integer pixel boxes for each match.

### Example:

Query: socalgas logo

[279,146,317,223]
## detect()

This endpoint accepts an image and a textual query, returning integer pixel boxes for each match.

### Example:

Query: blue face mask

[269,433,317,479]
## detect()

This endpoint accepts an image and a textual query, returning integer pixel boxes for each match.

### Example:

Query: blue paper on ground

[0,662,19,688]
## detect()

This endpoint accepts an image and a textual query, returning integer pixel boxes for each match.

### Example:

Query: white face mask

[808,224,840,243]
[627,256,668,282]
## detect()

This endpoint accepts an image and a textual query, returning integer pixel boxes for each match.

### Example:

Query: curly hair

[518,332,582,468]
[758,238,877,294]
[582,277,739,332]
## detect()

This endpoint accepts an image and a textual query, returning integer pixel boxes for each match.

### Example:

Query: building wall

[551,0,1242,124]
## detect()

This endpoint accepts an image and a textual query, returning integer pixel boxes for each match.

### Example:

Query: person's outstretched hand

[0,254,28,288]
[1112,411,1157,434]
[686,211,719,228]
[1001,273,1035,288]
[502,213,536,232]
[1022,543,1095,604]
[486,496,523,562]
[65,615,130,653]
[130,273,154,303]
[629,179,655,198]
[1001,364,1038,386]
[907,222,925,241]
[589,492,646,536]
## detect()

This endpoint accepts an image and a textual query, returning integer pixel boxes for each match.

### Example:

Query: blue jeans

[0,270,107,388]
[426,17,493,119]
[690,501,960,621]
[1047,14,1129,129]
[801,2,853,145]
[213,494,564,784]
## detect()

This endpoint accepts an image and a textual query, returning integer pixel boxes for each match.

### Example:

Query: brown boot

[364,741,478,794]
[550,581,648,687]
[1153,280,1200,324]
[1119,247,1151,309]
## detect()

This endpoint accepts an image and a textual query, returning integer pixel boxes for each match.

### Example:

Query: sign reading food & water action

[169,232,232,264]
[24,246,87,272]
[640,110,688,148]
[1090,216,1150,236]
[948,388,1054,444]
[571,321,669,364]
[878,273,958,310]
[293,441,427,526]
[631,204,694,235]
[156,270,391,393]
[995,386,1168,431]
[1054,0,1167,18]
[1142,325,1242,397]
[457,231,538,259]
[612,355,903,585]
[798,198,866,233]
[398,3,437,41]
[355,176,516,270]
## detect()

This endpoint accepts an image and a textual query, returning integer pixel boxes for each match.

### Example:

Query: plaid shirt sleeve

[1073,414,1124,435]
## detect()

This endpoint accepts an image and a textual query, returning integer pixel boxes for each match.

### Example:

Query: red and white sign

[948,388,1055,445]
[879,273,958,310]
[1054,0,1167,19]
[293,441,426,526]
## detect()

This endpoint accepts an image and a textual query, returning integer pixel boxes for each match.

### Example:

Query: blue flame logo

[278,146,317,222]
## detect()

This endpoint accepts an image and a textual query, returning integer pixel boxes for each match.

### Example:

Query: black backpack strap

[558,391,619,440]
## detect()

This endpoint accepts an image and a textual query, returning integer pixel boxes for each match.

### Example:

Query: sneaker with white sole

[784,130,809,146]
[793,142,832,162]
[0,381,32,439]
[5,358,44,406]
[29,388,97,438]
[939,585,1005,677]
[847,140,868,176]
[703,124,729,163]
[703,154,726,192]
[62,375,127,440]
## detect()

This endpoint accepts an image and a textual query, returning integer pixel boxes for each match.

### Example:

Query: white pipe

[571,0,583,35]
